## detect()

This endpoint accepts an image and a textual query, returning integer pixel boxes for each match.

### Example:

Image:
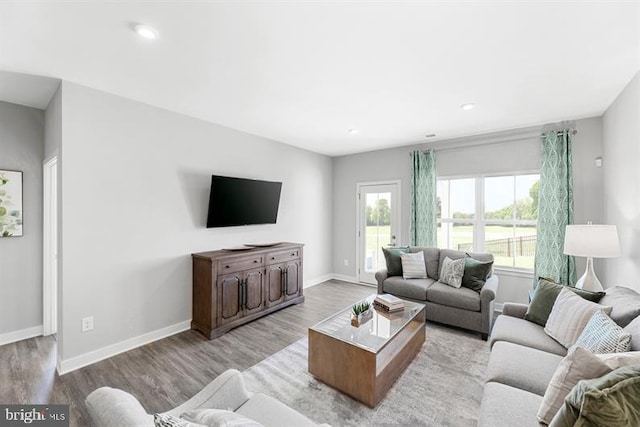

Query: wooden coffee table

[308,294,426,407]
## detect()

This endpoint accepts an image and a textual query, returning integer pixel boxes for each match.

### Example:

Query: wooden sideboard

[191,242,304,339]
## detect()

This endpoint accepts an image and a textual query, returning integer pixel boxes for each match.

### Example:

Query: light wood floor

[0,280,374,427]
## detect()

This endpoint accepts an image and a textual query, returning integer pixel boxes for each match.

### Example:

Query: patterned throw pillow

[570,310,632,354]
[439,256,465,288]
[154,413,206,427]
[400,252,427,279]
[544,288,613,348]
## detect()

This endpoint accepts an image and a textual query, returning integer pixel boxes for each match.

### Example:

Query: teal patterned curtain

[533,131,577,287]
[410,150,437,246]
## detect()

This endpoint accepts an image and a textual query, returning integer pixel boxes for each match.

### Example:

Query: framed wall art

[0,169,23,237]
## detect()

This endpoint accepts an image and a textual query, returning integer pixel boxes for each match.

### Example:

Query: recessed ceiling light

[348,129,358,134]
[425,133,436,138]
[134,24,159,40]
[461,103,476,111]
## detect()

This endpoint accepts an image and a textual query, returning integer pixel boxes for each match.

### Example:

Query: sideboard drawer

[218,255,264,274]
[268,249,301,264]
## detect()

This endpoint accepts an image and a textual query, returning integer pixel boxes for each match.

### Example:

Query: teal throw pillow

[382,246,409,276]
[462,257,493,292]
[524,278,606,327]
[549,365,640,427]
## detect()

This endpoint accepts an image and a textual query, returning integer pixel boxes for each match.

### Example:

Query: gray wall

[603,71,640,291]
[0,101,44,338]
[56,82,333,363]
[333,117,604,304]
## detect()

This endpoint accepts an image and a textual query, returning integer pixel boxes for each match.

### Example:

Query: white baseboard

[57,320,191,375]
[0,325,43,346]
[304,274,333,288]
[330,274,360,284]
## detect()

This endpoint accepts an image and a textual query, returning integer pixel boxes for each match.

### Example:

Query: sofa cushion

[599,285,640,327]
[426,281,480,311]
[490,315,567,356]
[478,382,542,427]
[236,393,319,427]
[382,246,409,276]
[524,278,606,327]
[624,316,640,351]
[544,288,612,348]
[382,276,434,301]
[487,341,563,396]
[409,246,440,280]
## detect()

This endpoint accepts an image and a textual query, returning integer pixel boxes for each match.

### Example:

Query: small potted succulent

[351,301,373,327]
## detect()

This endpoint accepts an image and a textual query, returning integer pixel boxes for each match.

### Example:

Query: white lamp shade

[564,224,620,258]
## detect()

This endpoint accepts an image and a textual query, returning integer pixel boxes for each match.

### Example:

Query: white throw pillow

[181,409,264,427]
[544,288,612,348]
[401,252,427,279]
[537,348,640,424]
[570,310,632,354]
[439,257,465,288]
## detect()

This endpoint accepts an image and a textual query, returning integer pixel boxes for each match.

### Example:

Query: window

[437,173,539,269]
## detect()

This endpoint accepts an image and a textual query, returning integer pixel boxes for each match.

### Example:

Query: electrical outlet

[343,259,349,266]
[81,316,94,332]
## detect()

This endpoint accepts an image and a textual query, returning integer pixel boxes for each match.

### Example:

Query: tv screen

[206,175,282,228]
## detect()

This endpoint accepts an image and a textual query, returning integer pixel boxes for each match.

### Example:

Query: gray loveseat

[86,369,329,427]
[375,247,498,339]
[479,286,640,426]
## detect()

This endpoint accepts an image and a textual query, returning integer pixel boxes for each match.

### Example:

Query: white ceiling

[1,1,638,156]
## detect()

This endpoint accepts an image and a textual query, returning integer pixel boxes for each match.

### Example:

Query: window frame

[437,169,540,271]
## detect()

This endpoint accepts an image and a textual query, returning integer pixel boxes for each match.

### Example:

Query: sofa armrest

[375,269,388,294]
[502,302,529,319]
[85,387,154,427]
[166,369,251,417]
[480,275,499,307]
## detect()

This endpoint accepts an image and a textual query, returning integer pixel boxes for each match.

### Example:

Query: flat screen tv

[206,175,282,228]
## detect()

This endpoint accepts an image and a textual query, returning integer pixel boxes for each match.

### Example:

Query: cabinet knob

[271,256,276,260]
[225,265,230,269]
[291,253,295,256]
[254,260,258,263]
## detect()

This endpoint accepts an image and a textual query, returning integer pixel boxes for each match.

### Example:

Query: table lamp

[563,224,620,291]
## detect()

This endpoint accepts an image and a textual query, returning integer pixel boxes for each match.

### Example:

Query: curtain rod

[417,128,578,154]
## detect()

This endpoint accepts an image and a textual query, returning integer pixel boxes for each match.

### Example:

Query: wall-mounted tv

[206,175,282,228]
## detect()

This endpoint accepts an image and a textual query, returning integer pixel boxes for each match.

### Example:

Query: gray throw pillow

[599,286,640,327]
[524,278,606,326]
[381,246,409,276]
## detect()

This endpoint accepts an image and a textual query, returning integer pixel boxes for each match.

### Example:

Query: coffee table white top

[309,294,425,353]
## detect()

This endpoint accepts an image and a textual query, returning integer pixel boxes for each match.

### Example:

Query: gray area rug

[242,323,490,426]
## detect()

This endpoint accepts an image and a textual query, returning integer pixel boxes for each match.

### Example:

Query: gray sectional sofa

[479,286,640,426]
[375,247,498,339]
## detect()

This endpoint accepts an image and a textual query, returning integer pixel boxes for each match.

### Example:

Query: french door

[357,182,401,284]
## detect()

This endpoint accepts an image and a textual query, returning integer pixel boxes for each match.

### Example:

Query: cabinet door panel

[218,275,242,324]
[244,268,265,315]
[284,261,301,300]
[266,265,285,307]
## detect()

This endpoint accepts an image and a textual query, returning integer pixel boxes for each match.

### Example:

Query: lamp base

[574,257,604,291]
